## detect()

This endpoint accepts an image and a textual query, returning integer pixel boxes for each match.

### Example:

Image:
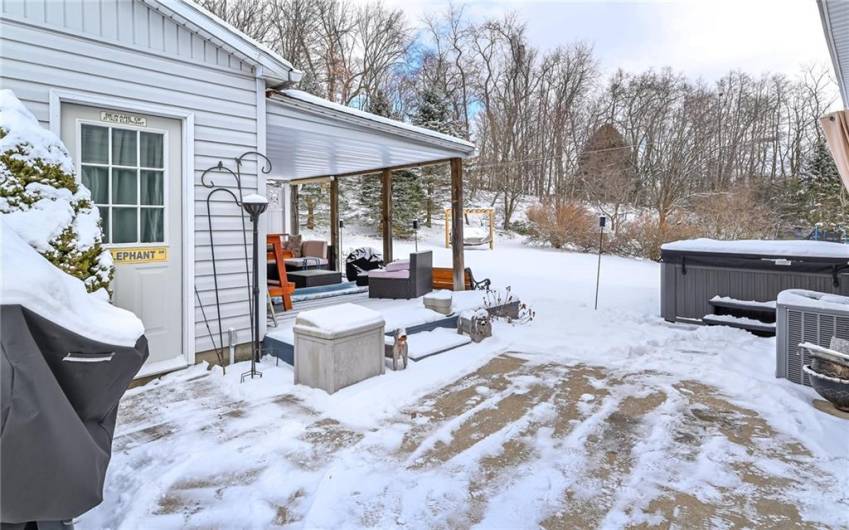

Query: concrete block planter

[294,303,385,394]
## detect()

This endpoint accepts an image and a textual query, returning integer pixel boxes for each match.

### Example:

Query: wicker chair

[368,251,433,299]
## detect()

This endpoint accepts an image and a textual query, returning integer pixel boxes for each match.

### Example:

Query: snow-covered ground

[81,228,849,529]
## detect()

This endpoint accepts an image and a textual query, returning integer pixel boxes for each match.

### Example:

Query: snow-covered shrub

[526,200,596,251]
[0,90,113,293]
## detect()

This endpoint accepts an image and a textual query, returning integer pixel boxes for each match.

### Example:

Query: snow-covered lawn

[81,231,849,529]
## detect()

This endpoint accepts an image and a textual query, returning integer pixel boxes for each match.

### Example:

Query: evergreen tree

[413,85,461,227]
[355,90,425,237]
[0,90,113,293]
[799,138,849,229]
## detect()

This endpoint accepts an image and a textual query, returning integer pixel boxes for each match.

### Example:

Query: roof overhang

[266,90,475,182]
[819,0,849,106]
[143,0,303,86]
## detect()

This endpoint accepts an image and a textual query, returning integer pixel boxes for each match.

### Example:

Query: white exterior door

[61,104,185,375]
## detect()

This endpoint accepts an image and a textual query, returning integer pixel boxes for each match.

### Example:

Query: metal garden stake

[595,216,606,310]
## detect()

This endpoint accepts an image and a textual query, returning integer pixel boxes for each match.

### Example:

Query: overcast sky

[365,0,834,83]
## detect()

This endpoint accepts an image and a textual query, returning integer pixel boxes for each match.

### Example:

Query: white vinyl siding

[0,0,254,74]
[0,5,262,354]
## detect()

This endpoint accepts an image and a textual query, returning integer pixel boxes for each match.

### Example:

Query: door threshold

[135,355,189,379]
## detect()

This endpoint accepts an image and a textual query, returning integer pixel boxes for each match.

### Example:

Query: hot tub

[660,239,849,323]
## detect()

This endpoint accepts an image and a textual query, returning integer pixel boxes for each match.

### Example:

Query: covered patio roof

[266,90,474,182]
[264,89,474,291]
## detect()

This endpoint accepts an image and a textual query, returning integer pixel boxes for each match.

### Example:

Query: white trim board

[49,89,197,374]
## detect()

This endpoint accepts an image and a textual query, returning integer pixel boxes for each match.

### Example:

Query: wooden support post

[290,184,300,235]
[381,169,393,263]
[329,178,339,271]
[450,158,465,291]
[489,208,495,250]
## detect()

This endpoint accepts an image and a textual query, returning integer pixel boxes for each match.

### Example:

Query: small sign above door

[110,247,167,264]
[100,111,147,127]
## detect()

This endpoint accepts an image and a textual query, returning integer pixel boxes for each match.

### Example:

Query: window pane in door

[81,165,108,204]
[98,206,110,243]
[112,169,138,204]
[81,125,108,164]
[112,207,137,243]
[140,132,164,168]
[140,208,164,243]
[112,129,137,166]
[140,170,163,205]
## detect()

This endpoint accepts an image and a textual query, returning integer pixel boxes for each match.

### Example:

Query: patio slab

[86,353,846,529]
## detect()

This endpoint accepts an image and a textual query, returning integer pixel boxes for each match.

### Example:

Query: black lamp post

[412,219,419,252]
[242,193,268,381]
[594,215,606,310]
[338,219,344,271]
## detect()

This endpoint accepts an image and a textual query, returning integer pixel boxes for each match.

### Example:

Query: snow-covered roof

[661,238,849,259]
[142,0,302,85]
[266,91,475,180]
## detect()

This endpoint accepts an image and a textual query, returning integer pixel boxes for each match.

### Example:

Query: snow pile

[777,289,849,312]
[294,303,384,333]
[710,295,776,308]
[0,89,113,292]
[662,238,849,258]
[1,219,143,346]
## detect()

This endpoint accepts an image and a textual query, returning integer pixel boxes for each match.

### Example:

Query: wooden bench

[432,267,490,291]
[267,234,296,311]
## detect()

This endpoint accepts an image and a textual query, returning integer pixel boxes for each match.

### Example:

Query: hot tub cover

[661,238,849,259]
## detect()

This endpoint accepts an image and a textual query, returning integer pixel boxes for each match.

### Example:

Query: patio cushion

[302,240,327,259]
[285,257,329,267]
[284,234,302,257]
[369,269,410,280]
[384,259,410,272]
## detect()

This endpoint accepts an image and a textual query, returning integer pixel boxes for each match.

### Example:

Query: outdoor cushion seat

[384,259,410,272]
[369,269,410,280]
[369,251,432,299]
[285,257,329,268]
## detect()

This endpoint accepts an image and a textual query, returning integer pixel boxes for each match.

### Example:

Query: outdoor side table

[293,303,386,394]
[288,270,342,288]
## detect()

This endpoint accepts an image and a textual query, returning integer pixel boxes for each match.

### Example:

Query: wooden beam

[450,158,465,291]
[329,178,339,271]
[381,169,393,263]
[290,184,300,235]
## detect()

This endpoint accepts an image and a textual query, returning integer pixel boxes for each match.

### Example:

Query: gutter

[818,0,849,107]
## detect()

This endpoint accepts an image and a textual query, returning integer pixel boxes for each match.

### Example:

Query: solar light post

[241,194,268,381]
[412,219,419,252]
[339,219,344,271]
[594,216,606,311]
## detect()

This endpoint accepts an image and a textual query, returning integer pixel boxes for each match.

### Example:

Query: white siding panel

[0,15,263,355]
[101,0,118,41]
[2,0,247,74]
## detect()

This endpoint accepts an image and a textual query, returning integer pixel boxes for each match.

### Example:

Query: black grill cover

[1,305,148,525]
[345,247,384,283]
